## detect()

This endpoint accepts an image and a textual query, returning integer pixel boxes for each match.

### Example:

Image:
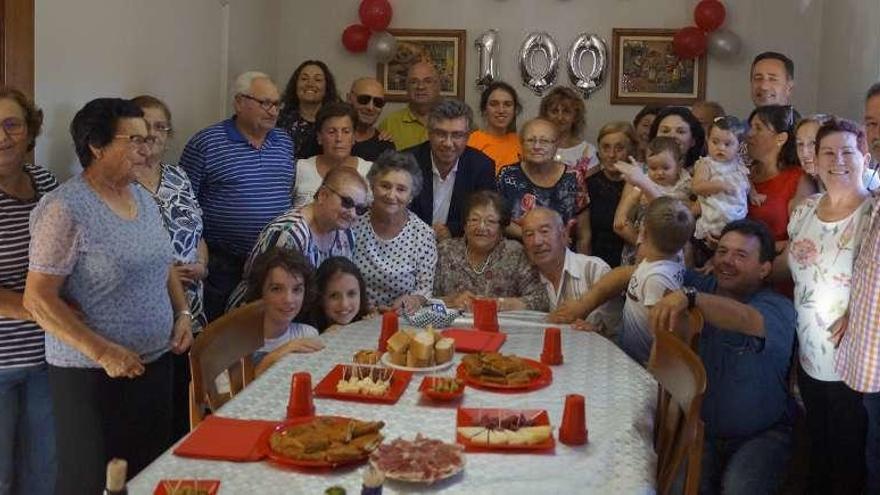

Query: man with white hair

[180,71,295,320]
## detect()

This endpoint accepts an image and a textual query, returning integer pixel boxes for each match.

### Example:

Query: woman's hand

[280,337,325,354]
[446,291,477,311]
[173,262,207,285]
[96,342,145,378]
[170,315,193,354]
[828,313,848,348]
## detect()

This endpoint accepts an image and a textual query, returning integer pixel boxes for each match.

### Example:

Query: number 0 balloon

[567,33,607,98]
[519,32,560,96]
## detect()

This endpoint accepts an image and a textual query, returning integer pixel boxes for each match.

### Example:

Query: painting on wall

[377,29,467,102]
[610,28,707,105]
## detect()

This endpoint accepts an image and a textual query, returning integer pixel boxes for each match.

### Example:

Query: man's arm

[651,289,766,338]
[548,264,635,323]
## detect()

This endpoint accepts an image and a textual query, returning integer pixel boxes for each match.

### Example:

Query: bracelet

[175,310,193,321]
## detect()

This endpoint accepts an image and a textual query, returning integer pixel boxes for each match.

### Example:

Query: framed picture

[377,29,467,102]
[610,28,707,105]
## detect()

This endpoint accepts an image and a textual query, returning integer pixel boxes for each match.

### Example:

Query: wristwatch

[682,286,698,310]
[175,310,194,322]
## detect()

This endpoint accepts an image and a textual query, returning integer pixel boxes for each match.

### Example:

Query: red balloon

[694,0,726,32]
[359,0,393,31]
[342,24,371,53]
[673,26,708,59]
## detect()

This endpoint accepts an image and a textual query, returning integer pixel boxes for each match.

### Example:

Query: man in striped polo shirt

[180,71,295,321]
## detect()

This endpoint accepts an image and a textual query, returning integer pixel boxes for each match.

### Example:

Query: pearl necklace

[466,246,491,275]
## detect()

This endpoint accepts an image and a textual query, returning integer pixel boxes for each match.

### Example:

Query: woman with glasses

[131,95,206,441]
[226,166,368,310]
[278,60,340,159]
[0,87,59,495]
[468,81,523,175]
[292,102,372,208]
[497,118,588,243]
[23,98,193,494]
[434,190,548,311]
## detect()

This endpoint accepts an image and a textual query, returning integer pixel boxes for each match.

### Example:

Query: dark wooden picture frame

[376,28,467,102]
[610,28,707,105]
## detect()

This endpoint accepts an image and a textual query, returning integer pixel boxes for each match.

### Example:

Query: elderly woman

[353,150,437,312]
[467,81,523,174]
[131,95,207,440]
[0,87,58,494]
[497,118,588,242]
[648,106,706,171]
[775,117,872,494]
[434,191,548,311]
[23,98,192,494]
[277,60,340,159]
[632,105,662,162]
[228,166,368,309]
[539,87,598,169]
[292,102,372,208]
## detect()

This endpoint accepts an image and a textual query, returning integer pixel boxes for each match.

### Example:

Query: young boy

[619,196,695,365]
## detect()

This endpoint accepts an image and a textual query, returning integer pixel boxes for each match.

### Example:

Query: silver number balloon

[368,31,398,64]
[567,33,607,98]
[475,29,500,89]
[519,32,559,96]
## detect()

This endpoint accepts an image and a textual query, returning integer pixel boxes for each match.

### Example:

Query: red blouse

[748,167,803,241]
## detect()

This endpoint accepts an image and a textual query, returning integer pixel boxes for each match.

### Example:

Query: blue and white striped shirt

[180,118,295,256]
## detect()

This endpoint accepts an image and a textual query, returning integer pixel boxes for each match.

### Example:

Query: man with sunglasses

[348,77,395,161]
[379,62,442,151]
[180,71,295,321]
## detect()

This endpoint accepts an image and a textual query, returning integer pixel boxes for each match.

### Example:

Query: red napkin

[441,328,506,353]
[173,416,277,462]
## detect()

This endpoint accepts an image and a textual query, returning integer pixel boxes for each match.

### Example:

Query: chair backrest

[674,308,704,353]
[648,328,708,495]
[189,301,265,428]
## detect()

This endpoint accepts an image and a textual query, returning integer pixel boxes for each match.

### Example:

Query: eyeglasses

[114,134,157,147]
[466,216,501,228]
[355,94,386,108]
[146,121,172,134]
[324,184,369,216]
[429,129,469,141]
[0,118,25,136]
[238,93,280,111]
[524,137,556,148]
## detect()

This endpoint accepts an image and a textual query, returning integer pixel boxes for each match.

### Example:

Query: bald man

[379,61,442,150]
[348,77,395,161]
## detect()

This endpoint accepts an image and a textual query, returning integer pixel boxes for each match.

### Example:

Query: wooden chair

[674,308,704,353]
[648,327,708,495]
[188,301,265,429]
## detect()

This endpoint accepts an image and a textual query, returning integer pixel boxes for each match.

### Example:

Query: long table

[129,311,658,494]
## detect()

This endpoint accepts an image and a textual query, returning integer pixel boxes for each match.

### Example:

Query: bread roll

[411,331,435,361]
[434,337,455,364]
[389,350,407,366]
[386,331,411,354]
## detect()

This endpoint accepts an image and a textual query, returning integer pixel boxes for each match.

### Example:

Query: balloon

[707,29,741,60]
[474,29,500,89]
[342,24,371,53]
[567,33,607,98]
[359,0,392,32]
[694,0,726,32]
[673,26,708,59]
[519,32,560,96]
[368,31,397,63]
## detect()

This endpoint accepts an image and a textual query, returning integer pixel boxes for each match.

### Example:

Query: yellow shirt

[378,107,428,150]
[467,130,522,175]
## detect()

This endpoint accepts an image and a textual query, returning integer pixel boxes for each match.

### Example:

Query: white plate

[369,449,465,484]
[380,352,455,373]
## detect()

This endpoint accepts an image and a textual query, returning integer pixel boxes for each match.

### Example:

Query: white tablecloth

[129,311,657,494]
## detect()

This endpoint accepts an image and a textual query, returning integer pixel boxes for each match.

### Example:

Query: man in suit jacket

[404,99,496,239]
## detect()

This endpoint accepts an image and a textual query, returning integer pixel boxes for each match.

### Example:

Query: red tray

[418,376,465,401]
[264,416,378,469]
[313,364,412,404]
[441,328,506,353]
[154,479,220,494]
[456,357,552,392]
[456,408,555,453]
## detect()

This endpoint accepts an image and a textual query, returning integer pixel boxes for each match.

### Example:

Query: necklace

[466,246,492,275]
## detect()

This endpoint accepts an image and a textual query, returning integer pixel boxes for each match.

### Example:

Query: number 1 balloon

[474,29,500,89]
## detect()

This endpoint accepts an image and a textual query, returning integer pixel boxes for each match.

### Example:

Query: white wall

[276,0,825,145]
[35,0,280,179]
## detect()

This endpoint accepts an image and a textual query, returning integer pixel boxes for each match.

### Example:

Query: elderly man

[834,81,880,494]
[521,207,621,337]
[180,71,295,321]
[404,99,495,239]
[348,77,395,161]
[379,61,441,150]
[750,51,794,107]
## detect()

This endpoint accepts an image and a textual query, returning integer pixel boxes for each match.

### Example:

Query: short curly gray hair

[367,150,423,197]
[427,98,474,132]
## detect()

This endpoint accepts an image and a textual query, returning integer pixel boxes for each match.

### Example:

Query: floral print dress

[496,163,588,226]
[788,194,872,381]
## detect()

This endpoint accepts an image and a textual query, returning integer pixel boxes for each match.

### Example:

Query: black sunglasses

[355,94,386,108]
[324,184,369,216]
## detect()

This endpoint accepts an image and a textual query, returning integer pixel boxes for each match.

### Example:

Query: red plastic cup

[378,311,398,352]
[286,372,315,418]
[559,394,588,445]
[472,298,499,333]
[541,327,563,365]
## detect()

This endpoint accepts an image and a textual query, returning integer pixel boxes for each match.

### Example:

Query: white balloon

[519,32,560,96]
[368,31,397,63]
[567,33,607,98]
[475,29,500,89]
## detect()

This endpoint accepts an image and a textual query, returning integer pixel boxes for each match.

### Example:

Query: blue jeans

[697,423,792,495]
[865,392,880,495]
[0,365,56,495]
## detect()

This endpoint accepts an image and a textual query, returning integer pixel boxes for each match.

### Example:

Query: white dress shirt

[431,154,459,225]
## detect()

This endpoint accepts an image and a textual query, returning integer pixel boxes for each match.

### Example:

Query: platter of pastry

[266,416,385,468]
[456,352,552,391]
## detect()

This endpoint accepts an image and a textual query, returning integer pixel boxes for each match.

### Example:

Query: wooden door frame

[1,0,35,97]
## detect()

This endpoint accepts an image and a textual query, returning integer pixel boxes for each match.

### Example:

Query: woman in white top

[293,102,371,207]
[538,87,597,170]
[774,117,872,493]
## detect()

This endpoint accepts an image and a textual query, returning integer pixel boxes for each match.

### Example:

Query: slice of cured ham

[369,434,465,483]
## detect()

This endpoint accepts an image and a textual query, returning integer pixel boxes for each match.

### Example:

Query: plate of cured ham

[456,408,555,453]
[369,434,465,484]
